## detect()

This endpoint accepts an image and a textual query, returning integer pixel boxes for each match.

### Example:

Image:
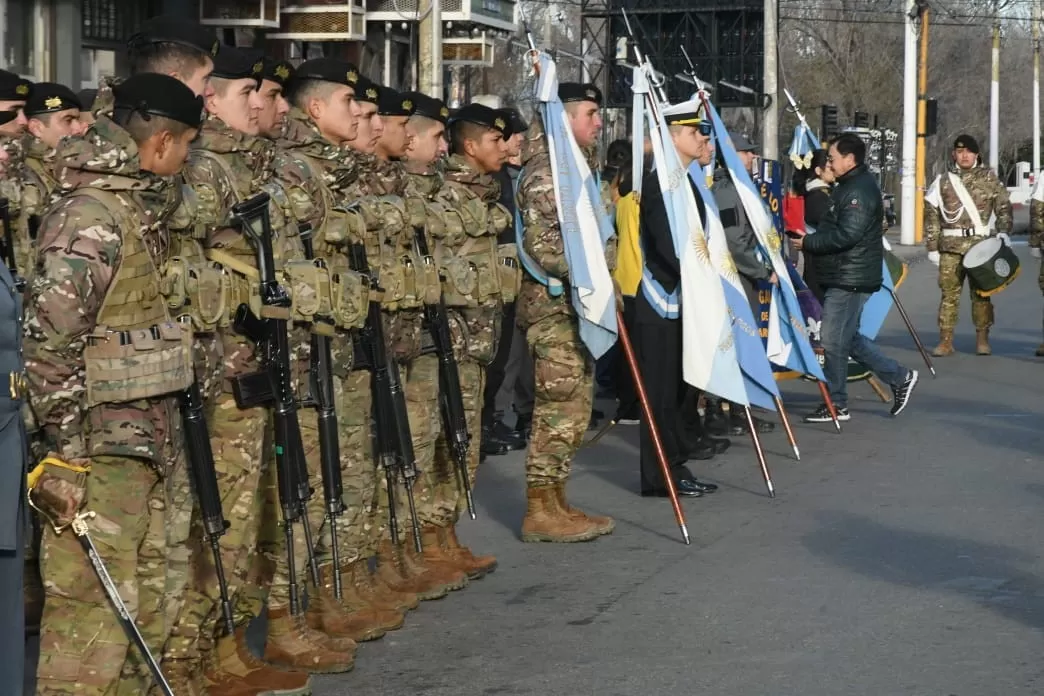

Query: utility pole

[1034,0,1041,176]
[914,1,929,245]
[989,2,1001,174]
[762,0,779,161]
[418,0,443,98]
[901,0,919,246]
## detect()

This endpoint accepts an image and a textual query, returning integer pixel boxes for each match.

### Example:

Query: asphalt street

[315,246,1044,696]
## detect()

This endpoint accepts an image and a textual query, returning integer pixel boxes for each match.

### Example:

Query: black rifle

[414,230,475,519]
[348,242,423,552]
[298,224,347,599]
[0,198,25,291]
[228,193,319,613]
[178,378,236,634]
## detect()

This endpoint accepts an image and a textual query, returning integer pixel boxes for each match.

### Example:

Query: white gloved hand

[997,232,1011,245]
[1031,247,1043,259]
[928,251,940,266]
[881,237,893,252]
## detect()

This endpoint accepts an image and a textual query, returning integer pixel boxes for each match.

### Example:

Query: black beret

[500,107,528,136]
[262,57,295,87]
[211,46,264,87]
[0,69,32,102]
[355,77,381,106]
[0,111,17,126]
[450,103,511,138]
[24,83,83,117]
[378,87,414,117]
[558,82,602,106]
[953,134,980,154]
[127,16,220,59]
[289,58,361,90]
[113,73,205,129]
[402,91,449,123]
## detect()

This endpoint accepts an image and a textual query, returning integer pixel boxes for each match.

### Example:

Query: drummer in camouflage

[924,134,1012,356]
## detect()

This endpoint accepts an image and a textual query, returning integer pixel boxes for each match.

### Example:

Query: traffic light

[854,111,870,129]
[821,104,839,140]
[924,98,938,136]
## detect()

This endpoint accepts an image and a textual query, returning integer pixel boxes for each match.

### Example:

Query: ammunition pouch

[497,243,522,303]
[404,196,428,230]
[325,206,367,246]
[27,454,91,532]
[488,202,513,238]
[439,254,478,308]
[464,236,502,304]
[330,270,369,330]
[282,259,331,324]
[418,251,442,305]
[208,250,263,328]
[83,321,194,406]
[377,255,408,310]
[435,206,466,246]
[161,255,227,332]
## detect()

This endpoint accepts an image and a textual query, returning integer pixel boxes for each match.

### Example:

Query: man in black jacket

[794,133,919,421]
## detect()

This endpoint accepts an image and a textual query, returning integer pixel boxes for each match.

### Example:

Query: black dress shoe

[704,409,729,437]
[480,428,509,457]
[729,415,775,436]
[513,413,532,440]
[489,419,526,451]
[691,479,718,493]
[641,479,705,498]
[685,438,716,461]
[699,436,731,455]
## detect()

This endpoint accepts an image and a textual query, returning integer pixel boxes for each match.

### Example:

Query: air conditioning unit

[200,0,281,28]
[268,3,367,41]
[442,33,494,67]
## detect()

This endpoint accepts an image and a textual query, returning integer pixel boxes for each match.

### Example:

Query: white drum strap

[946,172,989,236]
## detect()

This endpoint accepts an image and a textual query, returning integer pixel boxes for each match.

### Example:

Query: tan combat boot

[305,564,403,642]
[552,483,615,536]
[419,525,488,580]
[263,607,355,674]
[976,329,992,355]
[349,559,420,612]
[403,537,469,591]
[931,330,955,357]
[439,524,498,578]
[374,539,453,600]
[521,486,603,543]
[203,627,312,696]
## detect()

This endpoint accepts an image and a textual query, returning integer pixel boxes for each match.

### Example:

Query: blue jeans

[821,287,909,408]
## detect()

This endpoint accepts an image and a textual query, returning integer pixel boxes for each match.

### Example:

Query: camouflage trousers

[164,393,268,659]
[1038,257,1044,294]
[938,250,993,331]
[36,455,177,695]
[524,312,594,488]
[266,369,375,608]
[366,356,441,552]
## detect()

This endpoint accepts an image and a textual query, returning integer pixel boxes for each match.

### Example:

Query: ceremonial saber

[886,287,936,377]
[616,313,690,545]
[745,407,776,498]
[773,396,800,461]
[582,416,618,449]
[817,380,843,433]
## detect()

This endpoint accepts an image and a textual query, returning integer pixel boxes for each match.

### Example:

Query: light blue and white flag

[788,122,821,170]
[534,51,617,359]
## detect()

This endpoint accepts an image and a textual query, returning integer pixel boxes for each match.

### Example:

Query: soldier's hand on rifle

[927,250,940,266]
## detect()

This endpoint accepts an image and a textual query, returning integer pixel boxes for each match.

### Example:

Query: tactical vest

[436,182,515,308]
[76,188,194,407]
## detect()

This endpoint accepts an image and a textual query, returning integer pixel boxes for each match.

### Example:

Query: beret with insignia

[211,46,265,88]
[378,87,413,117]
[355,77,380,106]
[0,69,33,102]
[953,134,980,155]
[113,73,205,129]
[24,82,83,117]
[262,57,295,87]
[501,107,528,137]
[287,58,362,97]
[558,82,603,106]
[402,92,448,124]
[127,16,219,59]
[449,103,511,137]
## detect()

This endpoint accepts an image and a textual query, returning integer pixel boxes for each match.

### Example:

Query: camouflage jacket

[924,166,1012,254]
[23,115,182,464]
[184,114,279,382]
[15,136,61,278]
[0,136,27,268]
[516,118,617,326]
[1030,177,1044,249]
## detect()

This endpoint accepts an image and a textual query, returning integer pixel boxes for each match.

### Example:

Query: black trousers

[615,295,638,413]
[482,302,516,425]
[635,294,703,491]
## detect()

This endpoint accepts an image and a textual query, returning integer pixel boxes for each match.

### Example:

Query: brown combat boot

[931,330,955,357]
[439,524,498,578]
[203,627,312,696]
[349,559,420,612]
[420,525,489,580]
[306,564,403,642]
[374,540,453,600]
[552,483,615,536]
[976,329,992,355]
[403,537,469,591]
[264,607,355,674]
[521,486,602,543]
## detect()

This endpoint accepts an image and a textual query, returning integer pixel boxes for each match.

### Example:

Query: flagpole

[817,381,843,433]
[885,287,936,376]
[745,407,775,498]
[773,396,800,461]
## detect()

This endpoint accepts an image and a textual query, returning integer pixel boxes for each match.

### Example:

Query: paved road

[314,248,1044,696]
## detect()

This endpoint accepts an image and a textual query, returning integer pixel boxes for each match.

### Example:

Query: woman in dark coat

[800,148,834,303]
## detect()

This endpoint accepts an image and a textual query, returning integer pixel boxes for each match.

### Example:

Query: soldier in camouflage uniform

[516,83,616,542]
[924,134,1012,357]
[0,69,31,294]
[25,73,201,696]
[1027,173,1044,356]
[337,80,467,601]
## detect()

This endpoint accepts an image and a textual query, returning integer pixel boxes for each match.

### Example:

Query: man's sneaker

[803,404,851,423]
[889,370,919,416]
